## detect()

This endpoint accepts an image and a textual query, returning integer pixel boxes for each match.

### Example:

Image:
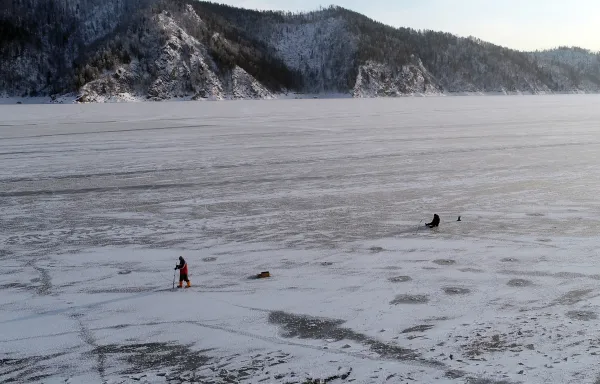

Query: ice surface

[2,96,600,383]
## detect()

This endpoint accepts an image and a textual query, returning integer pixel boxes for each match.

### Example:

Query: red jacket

[176,258,188,274]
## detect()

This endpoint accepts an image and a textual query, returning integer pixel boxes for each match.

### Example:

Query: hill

[1,0,599,101]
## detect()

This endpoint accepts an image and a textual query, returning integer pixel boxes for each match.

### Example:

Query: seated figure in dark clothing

[426,214,440,228]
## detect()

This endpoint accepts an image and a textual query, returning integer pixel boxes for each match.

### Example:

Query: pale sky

[217,0,600,52]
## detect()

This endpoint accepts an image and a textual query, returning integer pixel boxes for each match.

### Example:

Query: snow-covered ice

[2,96,600,383]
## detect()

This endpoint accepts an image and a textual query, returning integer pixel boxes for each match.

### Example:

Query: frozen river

[2,96,600,383]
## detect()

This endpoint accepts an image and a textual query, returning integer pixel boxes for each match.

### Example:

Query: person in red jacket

[175,256,191,288]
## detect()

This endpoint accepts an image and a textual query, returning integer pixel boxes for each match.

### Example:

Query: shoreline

[1,90,600,105]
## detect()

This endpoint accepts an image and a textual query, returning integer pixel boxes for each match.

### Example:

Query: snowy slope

[353,58,443,97]
[2,1,600,100]
[426,39,554,94]
[77,7,274,102]
[531,48,600,92]
[0,0,148,96]
[266,17,358,92]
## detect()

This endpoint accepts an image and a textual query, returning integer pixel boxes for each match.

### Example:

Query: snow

[78,8,275,103]
[532,49,600,92]
[270,18,355,73]
[255,16,358,92]
[230,67,275,100]
[353,59,442,98]
[2,95,600,383]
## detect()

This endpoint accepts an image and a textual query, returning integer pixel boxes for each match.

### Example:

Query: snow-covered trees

[1,0,599,99]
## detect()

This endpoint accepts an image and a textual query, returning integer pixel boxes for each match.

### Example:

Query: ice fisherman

[426,214,440,228]
[174,256,191,288]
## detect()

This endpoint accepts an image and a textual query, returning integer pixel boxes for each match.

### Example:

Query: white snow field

[3,96,600,384]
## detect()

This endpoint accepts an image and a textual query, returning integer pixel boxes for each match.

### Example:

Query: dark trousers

[179,274,189,282]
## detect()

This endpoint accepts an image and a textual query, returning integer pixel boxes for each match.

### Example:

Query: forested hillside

[1,0,599,101]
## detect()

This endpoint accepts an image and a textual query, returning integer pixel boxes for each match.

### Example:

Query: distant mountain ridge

[1,0,599,101]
